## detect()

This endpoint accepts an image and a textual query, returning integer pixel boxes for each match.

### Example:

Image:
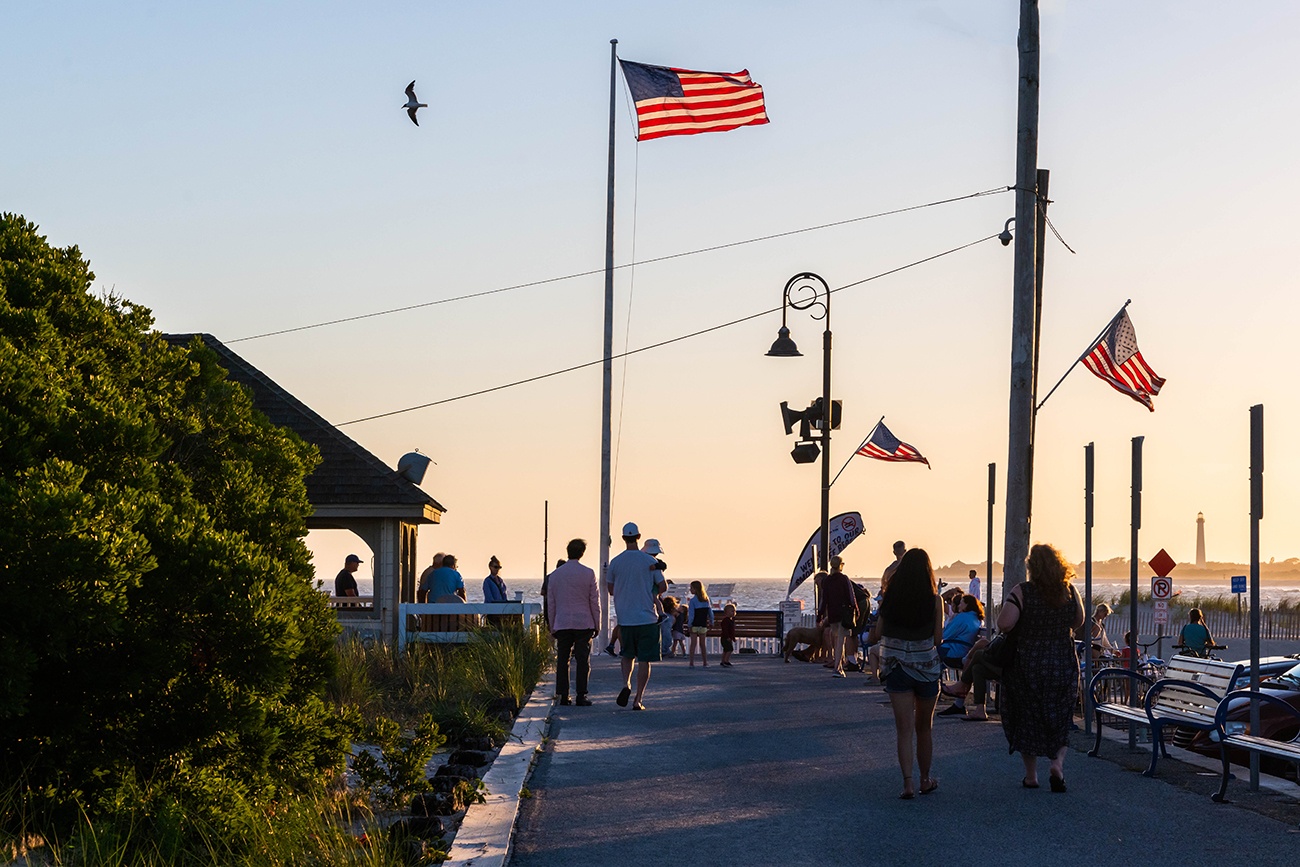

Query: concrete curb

[443,674,554,867]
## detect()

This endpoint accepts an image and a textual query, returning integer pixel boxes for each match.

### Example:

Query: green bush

[0,214,346,852]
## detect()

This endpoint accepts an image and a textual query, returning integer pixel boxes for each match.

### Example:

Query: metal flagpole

[598,39,618,645]
[1036,300,1131,412]
[828,416,883,489]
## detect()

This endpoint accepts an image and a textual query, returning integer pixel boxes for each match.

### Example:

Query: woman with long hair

[870,547,943,799]
[998,543,1085,791]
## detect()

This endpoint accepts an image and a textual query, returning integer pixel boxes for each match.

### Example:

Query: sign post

[1149,550,1176,662]
[1231,575,1247,617]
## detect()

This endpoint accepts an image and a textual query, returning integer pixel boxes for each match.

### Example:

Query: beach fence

[1113,605,1300,642]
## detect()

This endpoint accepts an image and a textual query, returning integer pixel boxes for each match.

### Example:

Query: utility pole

[1003,0,1040,596]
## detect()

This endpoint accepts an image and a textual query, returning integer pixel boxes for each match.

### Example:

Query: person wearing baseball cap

[336,554,362,597]
[606,521,667,710]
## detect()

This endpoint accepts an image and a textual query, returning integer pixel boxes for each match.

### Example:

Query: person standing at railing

[483,556,508,602]
[335,554,361,597]
[424,554,465,602]
[416,552,445,604]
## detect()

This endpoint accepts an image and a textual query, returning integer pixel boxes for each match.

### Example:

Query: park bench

[1088,655,1243,777]
[1211,690,1300,805]
[706,610,784,655]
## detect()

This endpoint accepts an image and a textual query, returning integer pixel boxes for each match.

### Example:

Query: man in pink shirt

[545,539,600,706]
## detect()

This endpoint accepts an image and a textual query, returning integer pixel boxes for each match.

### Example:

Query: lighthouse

[1196,512,1206,569]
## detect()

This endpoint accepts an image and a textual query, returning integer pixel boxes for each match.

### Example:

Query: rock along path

[512,652,1299,866]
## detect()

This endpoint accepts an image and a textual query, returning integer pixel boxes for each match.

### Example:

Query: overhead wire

[227,186,1010,344]
[335,231,1002,427]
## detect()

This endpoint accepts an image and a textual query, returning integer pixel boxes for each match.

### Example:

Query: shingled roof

[163,333,443,522]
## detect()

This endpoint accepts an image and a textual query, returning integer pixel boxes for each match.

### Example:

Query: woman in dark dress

[870,548,944,799]
[997,543,1085,792]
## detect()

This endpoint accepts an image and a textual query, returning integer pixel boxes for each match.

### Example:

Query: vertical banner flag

[788,512,865,595]
[1081,309,1165,411]
[618,59,768,141]
[857,421,931,467]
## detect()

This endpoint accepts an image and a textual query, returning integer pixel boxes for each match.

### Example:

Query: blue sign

[1231,575,1247,594]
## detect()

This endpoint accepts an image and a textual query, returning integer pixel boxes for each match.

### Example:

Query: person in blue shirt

[936,595,984,718]
[483,555,508,602]
[1178,608,1215,658]
[422,554,465,601]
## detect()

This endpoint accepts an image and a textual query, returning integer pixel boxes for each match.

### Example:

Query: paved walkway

[513,653,1299,866]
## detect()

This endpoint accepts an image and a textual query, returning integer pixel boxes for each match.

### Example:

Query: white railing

[397,602,542,645]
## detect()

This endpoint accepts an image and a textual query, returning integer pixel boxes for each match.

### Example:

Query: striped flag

[857,421,930,467]
[619,59,768,141]
[1081,309,1165,411]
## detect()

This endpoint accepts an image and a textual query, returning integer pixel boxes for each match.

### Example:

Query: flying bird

[404,80,427,126]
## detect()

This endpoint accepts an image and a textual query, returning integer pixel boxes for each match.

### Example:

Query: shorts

[672,630,686,642]
[883,665,940,698]
[690,626,709,636]
[721,637,735,653]
[619,622,662,663]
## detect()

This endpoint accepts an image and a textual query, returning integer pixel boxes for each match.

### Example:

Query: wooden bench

[1211,690,1300,805]
[1088,656,1243,777]
[706,610,784,654]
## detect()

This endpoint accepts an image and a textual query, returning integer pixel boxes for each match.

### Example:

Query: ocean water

[350,575,1300,610]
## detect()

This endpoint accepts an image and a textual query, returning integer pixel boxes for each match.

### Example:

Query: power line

[229,186,1009,344]
[336,231,1001,426]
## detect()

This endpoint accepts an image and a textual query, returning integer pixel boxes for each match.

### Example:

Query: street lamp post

[767,272,833,573]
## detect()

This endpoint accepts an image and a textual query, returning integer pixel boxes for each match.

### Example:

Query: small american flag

[1081,309,1165,411]
[619,59,768,141]
[857,421,930,467]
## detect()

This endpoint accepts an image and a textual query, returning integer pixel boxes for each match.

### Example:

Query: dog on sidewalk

[782,626,826,663]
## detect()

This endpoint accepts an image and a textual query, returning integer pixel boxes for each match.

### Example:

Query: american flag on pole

[618,59,768,141]
[1080,308,1166,411]
[857,421,930,467]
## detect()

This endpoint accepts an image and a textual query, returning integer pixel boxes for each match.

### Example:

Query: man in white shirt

[968,569,981,600]
[606,521,667,711]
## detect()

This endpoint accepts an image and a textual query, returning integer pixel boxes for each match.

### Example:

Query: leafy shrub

[350,715,446,808]
[0,214,346,851]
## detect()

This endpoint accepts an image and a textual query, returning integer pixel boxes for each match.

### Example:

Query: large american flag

[619,59,768,141]
[857,421,930,467]
[1081,309,1165,411]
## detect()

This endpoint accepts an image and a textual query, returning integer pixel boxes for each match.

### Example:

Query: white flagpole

[829,416,884,489]
[1035,299,1131,412]
[598,39,618,645]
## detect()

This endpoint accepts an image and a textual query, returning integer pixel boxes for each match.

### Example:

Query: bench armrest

[1214,689,1300,742]
[1089,666,1153,705]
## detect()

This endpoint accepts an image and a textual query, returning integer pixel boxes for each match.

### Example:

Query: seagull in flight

[404,80,427,126]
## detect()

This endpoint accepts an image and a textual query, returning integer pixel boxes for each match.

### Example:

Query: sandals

[1021,778,1040,789]
[919,779,939,795]
[1049,774,1067,793]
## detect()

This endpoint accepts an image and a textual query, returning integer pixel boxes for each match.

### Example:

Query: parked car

[1180,655,1300,779]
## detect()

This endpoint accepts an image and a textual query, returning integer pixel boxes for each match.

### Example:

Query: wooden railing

[327,595,374,611]
[397,602,542,645]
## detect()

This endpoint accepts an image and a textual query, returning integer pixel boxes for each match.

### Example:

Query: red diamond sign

[1149,548,1176,578]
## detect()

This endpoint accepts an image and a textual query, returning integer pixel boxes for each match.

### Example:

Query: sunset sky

[5,2,1299,587]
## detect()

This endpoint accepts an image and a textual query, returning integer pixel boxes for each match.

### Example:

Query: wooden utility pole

[1003,0,1040,595]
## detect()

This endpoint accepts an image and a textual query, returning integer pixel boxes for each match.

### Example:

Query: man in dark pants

[546,539,600,706]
